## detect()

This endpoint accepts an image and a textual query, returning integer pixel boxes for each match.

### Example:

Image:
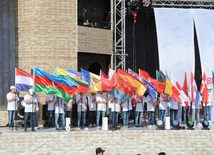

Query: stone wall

[0,130,213,154]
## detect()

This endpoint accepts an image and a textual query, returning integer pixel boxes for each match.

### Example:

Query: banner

[154,8,195,87]
[192,9,214,121]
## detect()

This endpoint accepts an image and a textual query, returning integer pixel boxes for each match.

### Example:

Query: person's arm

[8,95,16,103]
[16,101,19,111]
[24,96,34,104]
[76,96,83,105]
[54,97,58,106]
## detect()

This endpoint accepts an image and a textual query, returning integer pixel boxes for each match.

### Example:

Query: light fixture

[172,120,179,130]
[186,120,194,130]
[202,120,210,130]
[156,120,164,130]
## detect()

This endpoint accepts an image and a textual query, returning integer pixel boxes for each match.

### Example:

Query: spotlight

[186,120,194,130]
[202,120,210,130]
[156,120,164,130]
[172,120,179,130]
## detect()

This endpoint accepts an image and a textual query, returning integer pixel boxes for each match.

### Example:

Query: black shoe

[135,125,139,127]
[24,129,27,132]
[32,129,36,132]
[62,128,66,130]
[56,128,60,130]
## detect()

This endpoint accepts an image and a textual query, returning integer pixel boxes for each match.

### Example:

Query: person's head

[94,22,97,27]
[79,92,83,95]
[29,89,34,95]
[91,92,96,96]
[96,147,105,155]
[207,86,212,92]
[99,91,103,95]
[10,86,16,93]
[158,152,166,155]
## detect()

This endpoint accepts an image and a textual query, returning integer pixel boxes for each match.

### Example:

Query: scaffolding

[152,0,214,8]
[113,0,127,71]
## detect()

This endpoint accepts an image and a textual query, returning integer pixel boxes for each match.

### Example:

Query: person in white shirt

[55,97,66,130]
[192,94,202,124]
[159,93,169,123]
[65,98,73,118]
[170,99,180,124]
[147,94,158,126]
[107,91,115,125]
[88,93,97,127]
[33,92,40,129]
[203,87,213,121]
[96,91,107,129]
[46,95,56,128]
[121,98,132,127]
[6,86,19,131]
[135,95,144,127]
[76,93,87,129]
[181,94,191,124]
[24,89,36,132]
[111,97,121,128]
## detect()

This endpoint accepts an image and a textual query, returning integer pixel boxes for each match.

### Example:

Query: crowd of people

[6,85,213,131]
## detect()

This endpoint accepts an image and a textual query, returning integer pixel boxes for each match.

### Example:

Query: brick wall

[12,0,78,126]
[78,26,113,55]
[0,130,214,154]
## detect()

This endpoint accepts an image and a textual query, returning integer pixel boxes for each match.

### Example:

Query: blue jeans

[65,111,71,118]
[55,113,65,129]
[159,110,165,123]
[48,110,55,127]
[109,108,113,124]
[170,109,178,123]
[204,106,211,121]
[135,111,143,126]
[34,111,38,127]
[148,111,155,125]
[182,106,190,122]
[112,112,119,127]
[8,110,15,128]
[78,111,85,128]
[89,111,96,124]
[192,108,200,124]
[122,111,129,126]
[96,111,105,126]
[166,106,170,117]
[24,112,34,130]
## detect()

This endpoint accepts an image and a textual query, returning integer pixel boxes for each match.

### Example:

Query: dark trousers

[89,111,96,124]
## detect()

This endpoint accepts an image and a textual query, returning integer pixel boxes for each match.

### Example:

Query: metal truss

[152,0,214,8]
[113,0,127,71]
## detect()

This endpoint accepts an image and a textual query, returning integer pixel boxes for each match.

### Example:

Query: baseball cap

[10,86,15,90]
[96,147,105,154]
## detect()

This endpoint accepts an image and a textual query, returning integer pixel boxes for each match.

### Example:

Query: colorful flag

[118,69,147,99]
[56,68,89,93]
[111,72,137,101]
[34,67,77,102]
[108,68,115,80]
[81,68,112,92]
[66,69,81,79]
[128,69,156,101]
[160,71,181,102]
[200,72,208,105]
[139,69,165,95]
[15,68,33,92]
[182,72,189,109]
[100,70,108,79]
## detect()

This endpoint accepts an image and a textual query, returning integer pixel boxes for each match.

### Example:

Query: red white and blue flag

[15,68,33,92]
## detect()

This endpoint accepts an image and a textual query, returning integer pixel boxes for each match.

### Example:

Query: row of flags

[15,67,212,106]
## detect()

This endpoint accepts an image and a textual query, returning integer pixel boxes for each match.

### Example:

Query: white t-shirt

[24,94,36,113]
[6,92,19,111]
[159,94,167,110]
[66,99,73,111]
[76,94,87,112]
[46,95,56,111]
[172,100,178,110]
[136,96,144,112]
[96,93,107,112]
[122,98,132,111]
[55,98,65,114]
[88,94,97,111]
[203,91,212,106]
[108,93,114,109]
[111,98,121,112]
[146,95,155,112]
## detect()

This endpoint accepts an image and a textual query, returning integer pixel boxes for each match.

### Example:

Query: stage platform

[1,121,214,155]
